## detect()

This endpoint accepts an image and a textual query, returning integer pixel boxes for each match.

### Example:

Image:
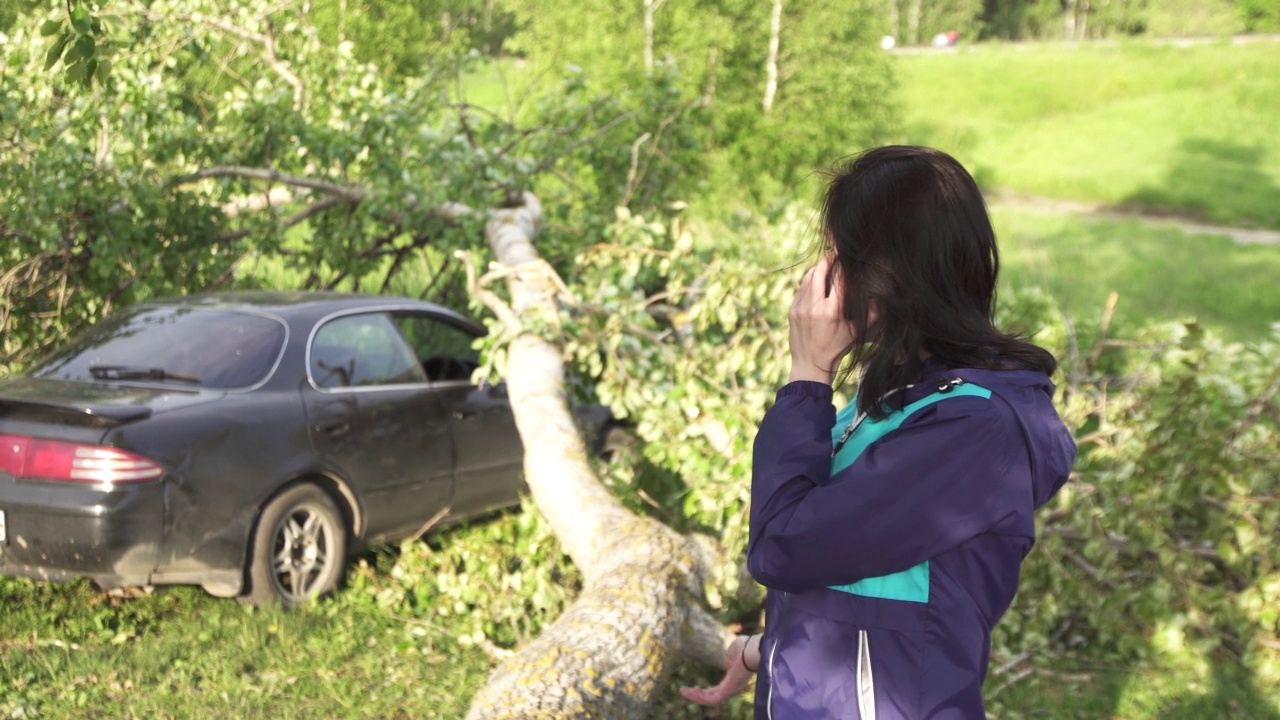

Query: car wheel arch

[246,472,363,554]
[305,471,364,541]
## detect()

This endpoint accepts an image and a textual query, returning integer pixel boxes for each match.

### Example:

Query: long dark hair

[820,145,1057,418]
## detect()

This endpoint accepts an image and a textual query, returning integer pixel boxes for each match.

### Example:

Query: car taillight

[0,434,164,484]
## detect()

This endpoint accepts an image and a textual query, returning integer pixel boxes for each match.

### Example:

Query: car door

[391,312,524,520]
[301,311,455,542]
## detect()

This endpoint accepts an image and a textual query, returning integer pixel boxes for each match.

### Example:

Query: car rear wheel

[244,484,347,608]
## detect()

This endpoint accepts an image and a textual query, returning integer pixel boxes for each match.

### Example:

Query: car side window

[310,313,427,389]
[392,314,480,383]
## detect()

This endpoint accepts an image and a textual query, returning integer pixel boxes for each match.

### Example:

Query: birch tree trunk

[907,0,922,45]
[461,195,732,720]
[643,0,662,71]
[762,0,783,114]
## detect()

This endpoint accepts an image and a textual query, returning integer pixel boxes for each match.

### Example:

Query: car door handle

[315,422,350,436]
[452,410,477,421]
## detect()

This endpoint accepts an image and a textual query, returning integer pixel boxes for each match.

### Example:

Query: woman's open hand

[679,635,756,706]
[788,254,857,385]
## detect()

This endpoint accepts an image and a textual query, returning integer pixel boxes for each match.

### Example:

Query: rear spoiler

[0,396,152,426]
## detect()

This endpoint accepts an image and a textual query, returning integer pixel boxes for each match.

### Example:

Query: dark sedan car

[0,292,607,606]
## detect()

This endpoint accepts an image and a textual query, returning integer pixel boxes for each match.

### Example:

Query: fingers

[680,636,753,707]
[679,676,743,706]
[796,256,841,309]
[815,252,836,296]
[804,253,837,297]
[787,255,855,384]
[678,686,727,705]
[790,258,846,330]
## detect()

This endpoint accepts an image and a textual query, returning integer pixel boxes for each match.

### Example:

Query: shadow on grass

[1049,565,1280,718]
[1119,137,1280,229]
[1151,600,1280,719]
[1158,655,1280,720]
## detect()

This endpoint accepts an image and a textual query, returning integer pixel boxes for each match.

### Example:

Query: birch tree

[762,0,782,113]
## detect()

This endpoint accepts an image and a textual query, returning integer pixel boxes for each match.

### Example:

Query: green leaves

[360,502,580,650]
[993,319,1280,692]
[43,31,70,69]
[501,0,895,204]
[5,0,690,376]
[69,4,92,34]
[36,0,111,87]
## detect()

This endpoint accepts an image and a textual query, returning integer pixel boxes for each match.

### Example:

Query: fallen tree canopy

[441,194,734,717]
[3,4,774,714]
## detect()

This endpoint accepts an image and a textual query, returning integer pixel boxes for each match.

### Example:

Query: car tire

[244,483,347,608]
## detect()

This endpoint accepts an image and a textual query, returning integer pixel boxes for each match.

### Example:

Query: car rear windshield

[30,307,288,390]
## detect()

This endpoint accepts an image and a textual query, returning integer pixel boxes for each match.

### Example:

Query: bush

[997,317,1280,686]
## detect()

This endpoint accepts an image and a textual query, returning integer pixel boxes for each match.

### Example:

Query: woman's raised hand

[788,254,857,385]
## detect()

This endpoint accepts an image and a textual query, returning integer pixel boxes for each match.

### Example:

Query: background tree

[496,0,896,206]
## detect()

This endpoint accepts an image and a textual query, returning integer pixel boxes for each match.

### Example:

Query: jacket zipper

[766,607,877,720]
[857,629,877,719]
[770,380,956,717]
[766,591,786,720]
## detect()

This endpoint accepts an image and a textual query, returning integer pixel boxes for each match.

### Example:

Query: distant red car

[0,292,612,606]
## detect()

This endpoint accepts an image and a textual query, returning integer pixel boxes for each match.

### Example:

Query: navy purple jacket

[747,360,1076,719]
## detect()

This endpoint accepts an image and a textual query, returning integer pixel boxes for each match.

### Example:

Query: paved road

[890,33,1280,55]
[986,191,1280,246]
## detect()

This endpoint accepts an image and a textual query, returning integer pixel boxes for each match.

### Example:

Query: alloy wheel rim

[270,505,335,600]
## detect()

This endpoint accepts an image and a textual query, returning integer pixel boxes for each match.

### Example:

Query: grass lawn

[2,571,1277,719]
[0,578,490,719]
[450,57,539,121]
[895,39,1280,229]
[992,205,1280,341]
[987,657,1280,720]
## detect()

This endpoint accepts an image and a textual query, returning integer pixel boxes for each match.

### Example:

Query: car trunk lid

[0,377,222,441]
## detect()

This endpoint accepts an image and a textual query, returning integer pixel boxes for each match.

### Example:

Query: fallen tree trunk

[462,194,731,719]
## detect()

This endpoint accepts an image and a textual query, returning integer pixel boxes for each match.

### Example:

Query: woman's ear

[867,298,881,329]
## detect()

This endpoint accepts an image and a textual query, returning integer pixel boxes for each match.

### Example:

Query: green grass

[896,40,1280,229]
[987,656,1280,720]
[0,578,490,719]
[451,57,540,120]
[2,573,1277,718]
[993,205,1280,341]
[1139,0,1244,37]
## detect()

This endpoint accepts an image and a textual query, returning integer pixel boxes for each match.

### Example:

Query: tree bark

[462,194,731,720]
[907,0,922,45]
[762,0,783,114]
[643,0,663,72]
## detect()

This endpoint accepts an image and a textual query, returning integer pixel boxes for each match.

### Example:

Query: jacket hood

[947,367,1076,508]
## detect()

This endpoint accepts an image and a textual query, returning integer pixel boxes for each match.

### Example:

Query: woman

[681,145,1077,718]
